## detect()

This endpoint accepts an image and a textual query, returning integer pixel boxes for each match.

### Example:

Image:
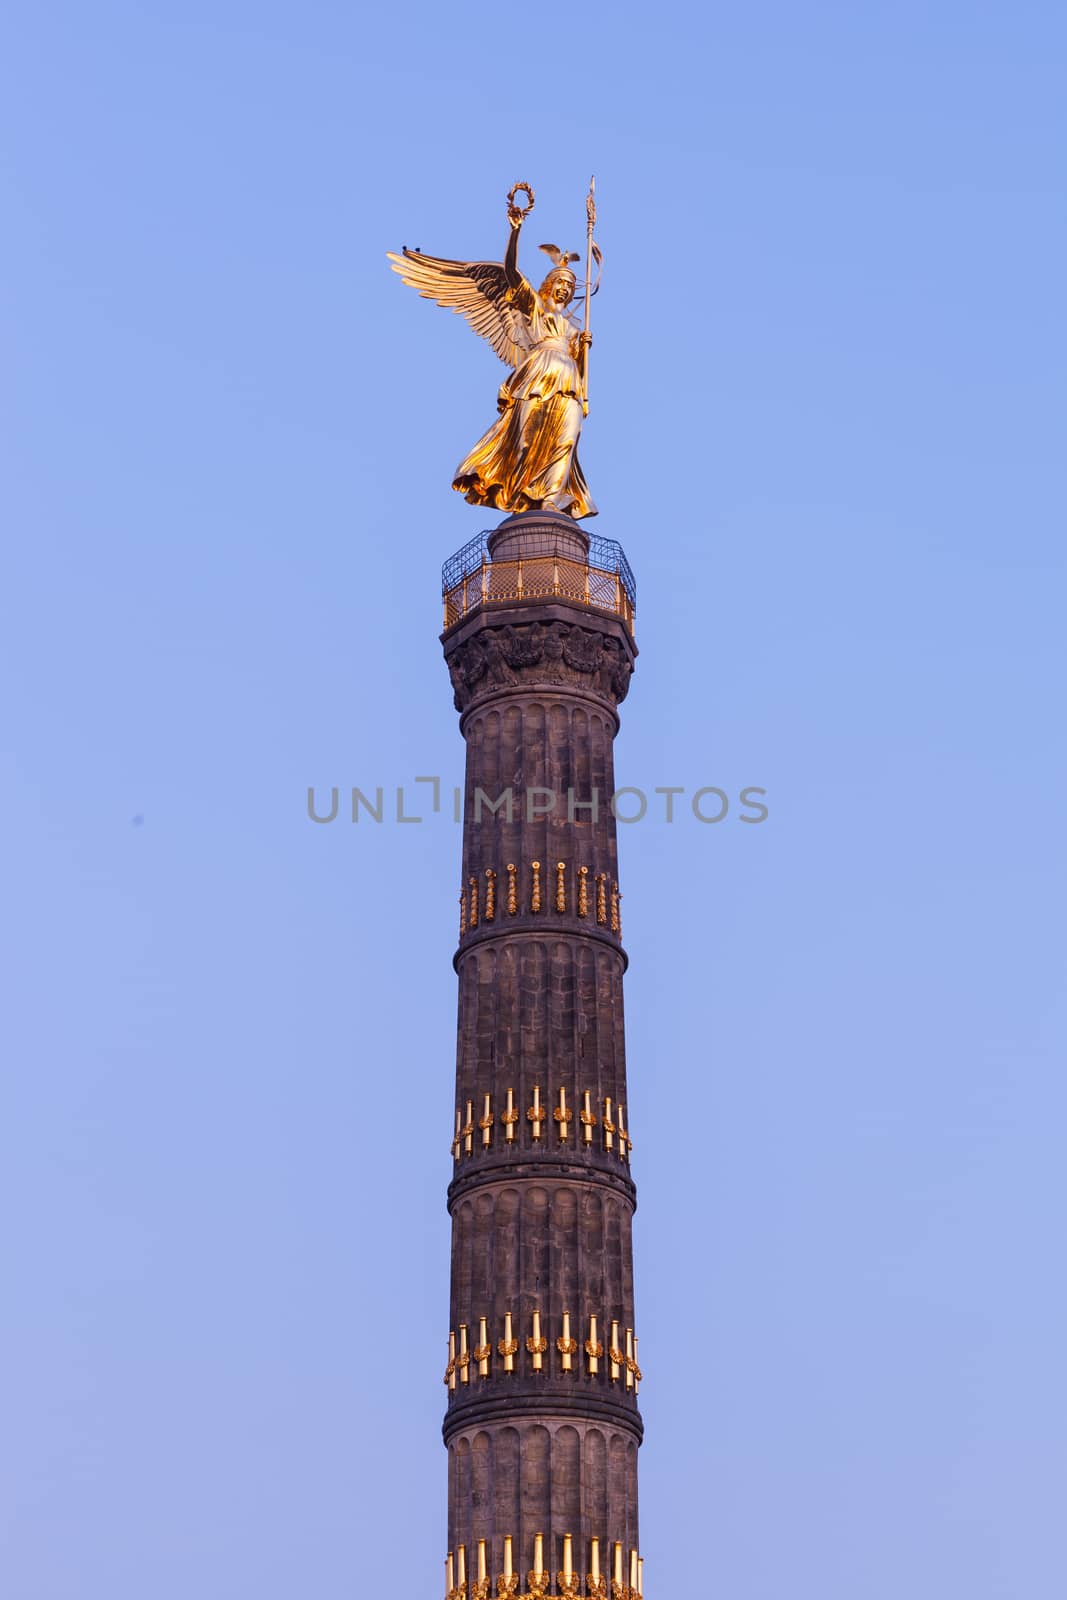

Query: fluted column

[441,512,641,1596]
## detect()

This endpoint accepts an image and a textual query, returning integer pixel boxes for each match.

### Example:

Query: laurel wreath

[507,181,535,218]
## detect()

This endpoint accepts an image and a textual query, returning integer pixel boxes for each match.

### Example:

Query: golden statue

[388,181,601,519]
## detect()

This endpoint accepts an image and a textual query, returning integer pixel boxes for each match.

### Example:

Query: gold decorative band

[446,1312,642,1388]
[451,1086,629,1163]
[445,1537,644,1600]
[458,862,623,936]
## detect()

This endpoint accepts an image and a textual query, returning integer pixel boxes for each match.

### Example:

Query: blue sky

[3,3,1065,1596]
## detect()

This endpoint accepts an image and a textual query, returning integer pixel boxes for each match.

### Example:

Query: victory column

[391,181,646,1600]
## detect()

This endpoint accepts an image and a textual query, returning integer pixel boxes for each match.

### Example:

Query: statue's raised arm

[387,182,599,520]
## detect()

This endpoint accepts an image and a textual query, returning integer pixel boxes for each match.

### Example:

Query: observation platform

[442,513,636,632]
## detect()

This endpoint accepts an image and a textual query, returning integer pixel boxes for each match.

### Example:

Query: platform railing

[443,546,635,631]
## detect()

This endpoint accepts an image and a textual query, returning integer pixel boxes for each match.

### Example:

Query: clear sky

[3,3,1065,1596]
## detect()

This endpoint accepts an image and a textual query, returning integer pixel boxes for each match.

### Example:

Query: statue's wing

[387,248,532,368]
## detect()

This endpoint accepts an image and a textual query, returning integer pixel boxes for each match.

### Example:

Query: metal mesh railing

[442,529,636,630]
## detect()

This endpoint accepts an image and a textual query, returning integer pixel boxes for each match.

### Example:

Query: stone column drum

[440,512,643,1597]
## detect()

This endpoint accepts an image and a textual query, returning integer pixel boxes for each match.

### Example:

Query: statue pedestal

[488,510,590,564]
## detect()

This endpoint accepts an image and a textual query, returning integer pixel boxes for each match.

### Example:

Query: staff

[581,175,597,415]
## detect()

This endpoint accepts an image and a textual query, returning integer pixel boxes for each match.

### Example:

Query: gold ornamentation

[502,1087,518,1142]
[607,1542,627,1600]
[554,1086,571,1141]
[612,1542,626,1599]
[588,1538,604,1597]
[463,1099,475,1156]
[586,1312,602,1374]
[626,1355,644,1382]
[475,1544,491,1600]
[609,1320,622,1380]
[506,180,536,220]
[527,1310,546,1369]
[530,1535,546,1589]
[610,880,621,934]
[506,863,517,915]
[557,1534,578,1598]
[555,860,567,912]
[527,1573,548,1599]
[500,1536,517,1593]
[479,1092,494,1149]
[531,860,542,913]
[469,874,479,929]
[596,871,607,925]
[451,1108,462,1159]
[526,1085,543,1140]
[577,864,589,917]
[581,1089,597,1145]
[484,867,496,921]
[587,1577,608,1600]
[603,1096,616,1152]
[443,1358,456,1385]
[459,889,467,940]
[498,1310,518,1371]
[557,1311,577,1370]
[389,181,599,520]
[476,1317,492,1377]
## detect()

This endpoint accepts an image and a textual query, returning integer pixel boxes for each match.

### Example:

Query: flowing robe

[453,283,596,519]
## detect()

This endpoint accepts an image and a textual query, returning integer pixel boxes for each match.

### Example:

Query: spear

[581,175,597,416]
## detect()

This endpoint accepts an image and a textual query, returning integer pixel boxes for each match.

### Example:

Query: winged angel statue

[388,182,600,519]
